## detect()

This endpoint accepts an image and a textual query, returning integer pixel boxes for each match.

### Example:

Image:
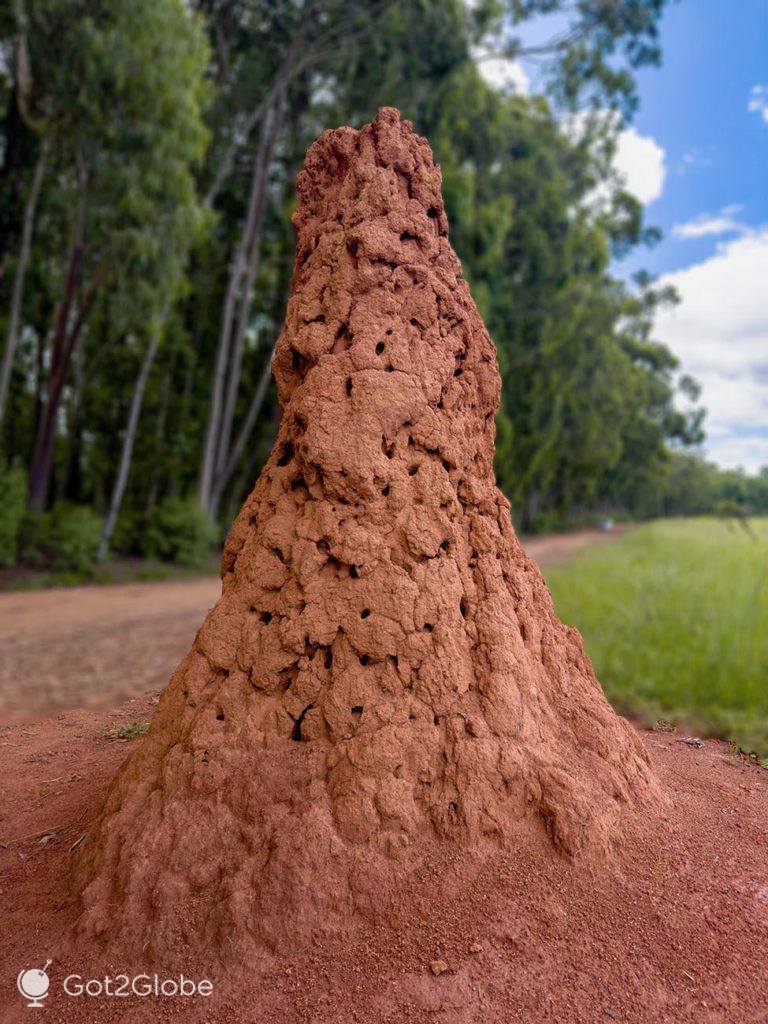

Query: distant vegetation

[0,0,765,578]
[547,518,768,755]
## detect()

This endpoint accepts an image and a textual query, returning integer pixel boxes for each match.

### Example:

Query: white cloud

[673,205,748,240]
[704,434,768,472]
[472,47,529,94]
[562,112,666,207]
[748,84,768,124]
[655,227,768,472]
[675,148,711,175]
[612,127,666,205]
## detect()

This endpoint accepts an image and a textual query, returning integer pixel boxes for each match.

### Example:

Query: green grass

[546,517,768,755]
[109,722,150,741]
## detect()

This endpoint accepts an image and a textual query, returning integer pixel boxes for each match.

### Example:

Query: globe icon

[17,961,52,1008]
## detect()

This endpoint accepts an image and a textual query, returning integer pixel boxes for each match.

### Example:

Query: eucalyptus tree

[193,0,679,519]
[6,0,209,507]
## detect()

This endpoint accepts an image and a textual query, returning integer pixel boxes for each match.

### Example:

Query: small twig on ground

[3,806,88,845]
[69,830,88,853]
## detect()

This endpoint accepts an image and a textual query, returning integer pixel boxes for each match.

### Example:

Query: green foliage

[409,65,703,531]
[629,452,768,520]
[1,0,210,513]
[0,465,27,565]
[547,519,768,755]
[1,0,760,575]
[110,498,216,566]
[492,0,676,117]
[21,503,102,572]
[144,497,215,566]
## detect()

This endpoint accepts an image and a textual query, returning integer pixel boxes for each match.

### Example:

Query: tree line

[0,0,762,573]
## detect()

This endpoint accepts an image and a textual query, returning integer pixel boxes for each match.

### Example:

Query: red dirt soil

[0,693,766,1022]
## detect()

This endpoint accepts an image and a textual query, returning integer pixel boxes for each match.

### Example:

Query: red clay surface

[0,529,623,727]
[0,691,765,1023]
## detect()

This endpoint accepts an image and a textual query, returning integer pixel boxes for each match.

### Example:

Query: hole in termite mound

[375,341,385,355]
[351,705,363,715]
[359,654,369,666]
[360,608,371,619]
[277,443,294,467]
[291,348,308,374]
[278,666,299,692]
[290,703,314,742]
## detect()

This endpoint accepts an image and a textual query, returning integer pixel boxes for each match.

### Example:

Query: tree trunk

[204,95,269,210]
[198,87,286,514]
[198,33,299,515]
[215,91,286,481]
[145,352,173,512]
[98,321,163,560]
[62,339,85,503]
[27,163,99,509]
[0,136,48,427]
[210,343,276,518]
[27,273,99,508]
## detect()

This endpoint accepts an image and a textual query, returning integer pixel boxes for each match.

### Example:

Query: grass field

[546,518,768,755]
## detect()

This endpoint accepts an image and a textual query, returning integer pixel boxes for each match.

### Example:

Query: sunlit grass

[545,518,768,755]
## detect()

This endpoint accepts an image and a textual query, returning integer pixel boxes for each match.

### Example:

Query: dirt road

[0,527,625,725]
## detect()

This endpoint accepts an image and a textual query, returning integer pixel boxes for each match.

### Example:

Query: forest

[1,0,766,574]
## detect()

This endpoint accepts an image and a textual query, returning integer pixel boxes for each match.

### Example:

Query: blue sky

[624,0,767,277]
[481,0,768,472]
[619,0,768,473]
